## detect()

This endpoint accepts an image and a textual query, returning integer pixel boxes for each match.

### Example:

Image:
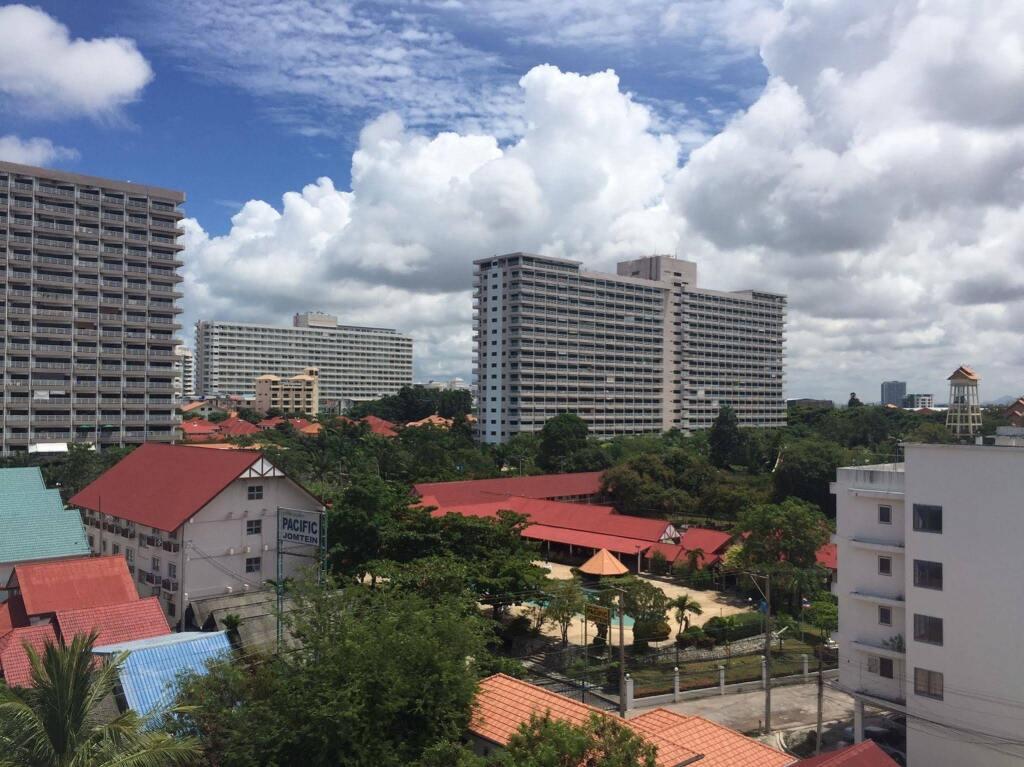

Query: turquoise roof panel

[0,510,90,565]
[0,468,45,494]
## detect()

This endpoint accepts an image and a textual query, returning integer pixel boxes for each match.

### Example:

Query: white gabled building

[832,434,1024,766]
[70,443,323,628]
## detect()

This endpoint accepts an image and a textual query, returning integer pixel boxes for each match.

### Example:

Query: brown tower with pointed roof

[946,365,982,439]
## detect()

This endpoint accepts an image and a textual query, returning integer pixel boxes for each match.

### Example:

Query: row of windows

[877,606,943,645]
[867,660,943,700]
[876,503,942,532]
[876,556,943,590]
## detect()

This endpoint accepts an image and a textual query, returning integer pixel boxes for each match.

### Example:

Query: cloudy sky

[2,1,1023,403]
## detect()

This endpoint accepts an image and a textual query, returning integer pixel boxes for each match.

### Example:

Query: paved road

[629,681,854,735]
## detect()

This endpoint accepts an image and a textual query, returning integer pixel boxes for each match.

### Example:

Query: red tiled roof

[362,415,398,437]
[180,418,219,435]
[0,595,28,637]
[816,543,838,571]
[11,556,138,616]
[792,741,899,766]
[69,443,261,532]
[55,597,170,647]
[628,708,792,767]
[523,525,655,557]
[439,496,667,539]
[471,674,790,767]
[948,364,979,381]
[415,471,604,506]
[681,527,733,556]
[180,401,206,413]
[218,417,260,437]
[0,623,57,688]
[257,416,285,429]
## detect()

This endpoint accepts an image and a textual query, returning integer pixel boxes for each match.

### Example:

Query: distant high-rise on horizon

[881,380,907,406]
[195,311,412,410]
[0,161,184,453]
[473,253,786,443]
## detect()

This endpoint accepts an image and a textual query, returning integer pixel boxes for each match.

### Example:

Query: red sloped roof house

[8,556,138,618]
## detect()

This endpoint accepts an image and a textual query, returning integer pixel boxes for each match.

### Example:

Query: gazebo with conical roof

[578,548,629,578]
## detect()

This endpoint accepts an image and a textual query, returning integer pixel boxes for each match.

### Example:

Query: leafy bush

[650,550,670,575]
[703,613,765,644]
[633,619,671,644]
[676,626,706,648]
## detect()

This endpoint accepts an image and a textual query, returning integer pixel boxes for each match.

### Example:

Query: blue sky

[3,0,767,235]
[3,1,1024,402]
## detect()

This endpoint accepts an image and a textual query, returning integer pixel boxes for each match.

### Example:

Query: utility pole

[764,570,772,734]
[618,590,627,718]
[815,652,824,754]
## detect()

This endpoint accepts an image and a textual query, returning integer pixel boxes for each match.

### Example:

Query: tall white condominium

[473,253,785,443]
[832,431,1024,766]
[173,345,195,400]
[195,312,413,409]
[0,161,184,452]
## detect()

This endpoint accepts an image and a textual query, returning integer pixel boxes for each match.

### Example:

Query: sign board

[585,604,611,625]
[278,508,323,548]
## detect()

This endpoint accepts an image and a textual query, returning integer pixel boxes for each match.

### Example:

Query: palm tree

[685,547,706,574]
[0,632,202,767]
[670,593,704,635]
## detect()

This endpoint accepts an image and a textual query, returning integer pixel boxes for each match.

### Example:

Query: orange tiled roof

[947,365,979,381]
[11,556,138,616]
[55,597,171,647]
[471,675,790,767]
[791,740,898,766]
[629,708,792,767]
[0,623,56,688]
[407,414,453,428]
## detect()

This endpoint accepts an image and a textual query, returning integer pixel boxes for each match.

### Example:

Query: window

[913,504,942,533]
[112,543,120,555]
[152,557,160,574]
[868,656,894,679]
[914,614,944,645]
[168,563,177,580]
[102,540,107,553]
[245,556,262,573]
[247,485,263,501]
[915,667,944,700]
[126,548,134,564]
[878,505,892,525]
[914,560,943,590]
[878,556,892,576]
[246,519,262,536]
[879,606,892,626]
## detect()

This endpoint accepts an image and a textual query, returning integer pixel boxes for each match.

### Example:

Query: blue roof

[0,468,46,494]
[0,472,89,566]
[94,631,231,722]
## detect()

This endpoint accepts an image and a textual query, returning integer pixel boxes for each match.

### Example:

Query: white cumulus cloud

[0,4,152,118]
[0,135,78,165]
[183,0,1024,401]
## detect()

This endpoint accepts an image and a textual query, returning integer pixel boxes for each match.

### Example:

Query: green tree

[805,596,839,642]
[669,593,704,634]
[847,393,862,407]
[497,712,657,767]
[0,632,201,767]
[904,421,955,444]
[613,577,670,646]
[544,579,587,646]
[708,405,742,468]
[171,584,490,767]
[537,413,590,472]
[773,438,851,516]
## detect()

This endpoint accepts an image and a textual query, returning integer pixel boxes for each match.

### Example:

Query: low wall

[627,664,840,709]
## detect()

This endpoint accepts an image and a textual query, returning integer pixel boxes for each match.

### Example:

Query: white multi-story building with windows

[174,345,194,401]
[70,443,323,628]
[473,253,785,443]
[832,435,1024,766]
[195,311,412,410]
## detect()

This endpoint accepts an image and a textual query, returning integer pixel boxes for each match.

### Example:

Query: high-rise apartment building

[254,367,320,415]
[0,161,184,452]
[904,393,933,409]
[881,380,907,406]
[174,345,195,401]
[195,312,412,409]
[832,434,1024,765]
[473,253,785,443]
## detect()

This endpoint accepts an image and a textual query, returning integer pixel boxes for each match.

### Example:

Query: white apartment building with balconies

[473,253,785,443]
[832,438,1024,766]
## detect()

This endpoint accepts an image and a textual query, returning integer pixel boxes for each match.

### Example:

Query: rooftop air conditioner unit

[225,585,233,593]
[244,545,252,554]
[227,547,235,556]
[242,583,250,592]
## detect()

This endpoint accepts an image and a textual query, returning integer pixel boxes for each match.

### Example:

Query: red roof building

[70,443,264,532]
[791,741,898,766]
[8,556,138,618]
[470,674,792,767]
[218,417,260,437]
[362,415,398,437]
[415,471,605,506]
[179,418,221,442]
[0,623,57,688]
[68,443,323,627]
[644,527,734,569]
[55,597,171,647]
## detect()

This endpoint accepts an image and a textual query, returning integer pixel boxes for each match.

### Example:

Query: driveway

[631,680,854,735]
